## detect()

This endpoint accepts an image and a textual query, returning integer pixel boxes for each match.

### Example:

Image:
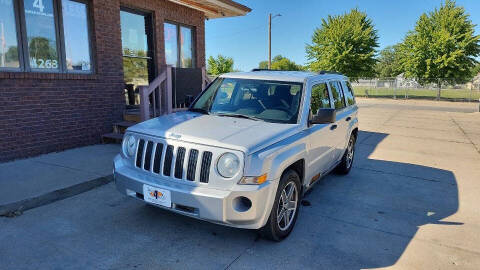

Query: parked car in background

[114,70,358,241]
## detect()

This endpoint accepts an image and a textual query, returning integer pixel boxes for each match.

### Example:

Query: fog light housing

[232,196,252,212]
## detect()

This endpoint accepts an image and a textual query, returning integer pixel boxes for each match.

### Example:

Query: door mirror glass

[310,108,336,124]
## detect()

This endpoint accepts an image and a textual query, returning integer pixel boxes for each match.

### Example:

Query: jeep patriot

[114,70,358,241]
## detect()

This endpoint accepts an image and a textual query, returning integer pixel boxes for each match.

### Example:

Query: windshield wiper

[214,113,263,121]
[188,108,210,114]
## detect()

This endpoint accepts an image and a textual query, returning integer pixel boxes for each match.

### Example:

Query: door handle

[346,117,351,122]
[330,124,337,130]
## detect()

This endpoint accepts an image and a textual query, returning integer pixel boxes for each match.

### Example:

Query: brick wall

[0,0,205,162]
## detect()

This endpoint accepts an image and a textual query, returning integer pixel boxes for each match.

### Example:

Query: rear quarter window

[342,81,356,106]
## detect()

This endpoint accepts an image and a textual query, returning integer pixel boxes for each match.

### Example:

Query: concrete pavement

[1,98,480,269]
[0,144,119,216]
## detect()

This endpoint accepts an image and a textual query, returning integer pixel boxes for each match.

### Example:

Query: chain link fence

[351,77,480,102]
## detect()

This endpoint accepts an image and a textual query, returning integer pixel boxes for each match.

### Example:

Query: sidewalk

[0,144,120,216]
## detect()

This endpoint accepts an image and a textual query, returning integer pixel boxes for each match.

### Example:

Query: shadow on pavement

[133,130,460,269]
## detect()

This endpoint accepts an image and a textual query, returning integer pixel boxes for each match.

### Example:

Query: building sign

[24,0,54,17]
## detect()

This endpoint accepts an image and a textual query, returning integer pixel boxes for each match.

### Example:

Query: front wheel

[336,133,356,175]
[261,169,301,241]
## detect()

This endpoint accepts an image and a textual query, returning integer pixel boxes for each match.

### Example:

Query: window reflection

[180,26,193,68]
[329,81,346,110]
[164,22,194,68]
[62,0,91,71]
[311,83,331,114]
[0,0,20,68]
[24,0,59,69]
[164,23,177,67]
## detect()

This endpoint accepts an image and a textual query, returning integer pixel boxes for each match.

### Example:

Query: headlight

[122,134,137,157]
[217,152,240,178]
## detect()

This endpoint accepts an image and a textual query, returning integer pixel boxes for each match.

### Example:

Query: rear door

[305,82,337,182]
[328,80,349,162]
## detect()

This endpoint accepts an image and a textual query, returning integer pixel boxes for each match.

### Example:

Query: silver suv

[114,70,358,241]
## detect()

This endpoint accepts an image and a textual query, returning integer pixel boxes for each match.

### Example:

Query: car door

[305,82,337,183]
[340,79,358,144]
[328,80,349,163]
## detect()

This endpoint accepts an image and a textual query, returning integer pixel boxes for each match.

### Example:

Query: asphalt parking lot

[1,98,480,270]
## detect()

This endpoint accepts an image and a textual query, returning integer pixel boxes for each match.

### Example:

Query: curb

[0,175,113,217]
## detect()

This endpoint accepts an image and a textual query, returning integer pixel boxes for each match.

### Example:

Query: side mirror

[309,108,336,125]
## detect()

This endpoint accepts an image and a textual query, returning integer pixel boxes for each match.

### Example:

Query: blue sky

[205,0,480,71]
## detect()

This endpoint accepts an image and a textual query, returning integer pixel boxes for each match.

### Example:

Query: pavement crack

[450,117,480,155]
[317,213,480,256]
[354,166,442,183]
[32,160,104,177]
[224,234,260,270]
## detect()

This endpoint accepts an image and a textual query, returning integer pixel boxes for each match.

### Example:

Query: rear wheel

[261,169,301,241]
[336,133,356,175]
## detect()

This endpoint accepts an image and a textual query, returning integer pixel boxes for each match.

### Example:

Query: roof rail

[251,68,274,72]
[318,70,343,75]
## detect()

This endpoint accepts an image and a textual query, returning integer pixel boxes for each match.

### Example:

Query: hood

[127,111,300,154]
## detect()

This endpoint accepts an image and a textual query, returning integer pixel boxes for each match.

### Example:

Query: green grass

[353,86,480,101]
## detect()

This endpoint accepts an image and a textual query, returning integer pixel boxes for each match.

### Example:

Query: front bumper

[114,155,278,229]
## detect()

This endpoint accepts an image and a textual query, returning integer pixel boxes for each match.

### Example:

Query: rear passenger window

[342,81,356,106]
[329,81,346,110]
[310,83,331,114]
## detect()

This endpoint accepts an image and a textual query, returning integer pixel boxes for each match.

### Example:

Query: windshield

[191,78,304,124]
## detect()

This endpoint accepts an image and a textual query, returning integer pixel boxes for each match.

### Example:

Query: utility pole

[268,13,281,69]
[1,22,5,67]
[268,14,271,69]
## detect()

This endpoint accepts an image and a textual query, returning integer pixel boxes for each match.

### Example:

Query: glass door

[120,9,154,107]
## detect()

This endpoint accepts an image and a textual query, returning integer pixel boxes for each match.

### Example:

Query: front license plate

[143,184,171,208]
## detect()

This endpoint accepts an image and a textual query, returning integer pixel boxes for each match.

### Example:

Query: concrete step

[124,110,141,123]
[113,121,136,133]
[102,133,124,143]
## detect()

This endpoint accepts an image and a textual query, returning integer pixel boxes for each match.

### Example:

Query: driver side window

[310,83,331,114]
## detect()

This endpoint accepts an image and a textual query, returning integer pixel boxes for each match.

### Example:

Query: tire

[335,133,356,175]
[261,169,301,241]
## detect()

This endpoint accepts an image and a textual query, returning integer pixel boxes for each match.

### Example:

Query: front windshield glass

[191,78,303,124]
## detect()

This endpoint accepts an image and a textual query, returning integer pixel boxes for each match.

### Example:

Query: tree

[306,9,378,78]
[375,45,402,78]
[397,0,480,87]
[207,55,234,75]
[29,37,57,60]
[258,55,304,71]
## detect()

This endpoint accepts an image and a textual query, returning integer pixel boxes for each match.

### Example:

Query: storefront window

[180,26,192,68]
[0,0,93,73]
[164,23,177,67]
[23,0,59,70]
[62,0,91,71]
[164,22,194,68]
[0,0,20,68]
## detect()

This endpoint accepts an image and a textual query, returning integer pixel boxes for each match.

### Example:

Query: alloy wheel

[277,181,298,231]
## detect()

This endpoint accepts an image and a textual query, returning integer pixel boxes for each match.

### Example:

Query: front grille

[135,139,213,183]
